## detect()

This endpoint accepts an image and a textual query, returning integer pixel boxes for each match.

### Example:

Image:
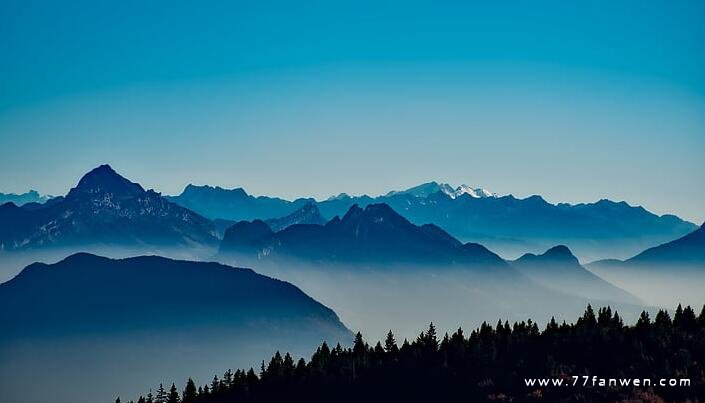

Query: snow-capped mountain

[386,181,496,199]
[452,184,496,199]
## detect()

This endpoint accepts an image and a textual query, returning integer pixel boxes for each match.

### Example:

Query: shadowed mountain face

[626,223,705,266]
[511,246,640,304]
[586,224,705,308]
[265,202,327,232]
[0,253,350,403]
[169,181,696,260]
[220,203,509,270]
[0,165,217,251]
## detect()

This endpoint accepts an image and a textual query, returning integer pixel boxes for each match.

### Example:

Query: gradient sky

[0,1,704,223]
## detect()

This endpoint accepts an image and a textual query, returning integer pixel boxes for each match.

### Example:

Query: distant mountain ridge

[221,203,511,271]
[626,223,705,266]
[0,165,217,250]
[511,245,640,304]
[166,184,311,221]
[0,190,49,206]
[171,181,696,260]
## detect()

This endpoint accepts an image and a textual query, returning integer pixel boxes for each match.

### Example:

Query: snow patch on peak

[387,182,496,199]
[453,184,496,199]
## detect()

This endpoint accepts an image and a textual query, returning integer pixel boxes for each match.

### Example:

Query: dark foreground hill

[128,304,705,403]
[0,253,350,403]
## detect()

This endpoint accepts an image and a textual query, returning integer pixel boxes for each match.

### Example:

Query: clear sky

[0,0,704,223]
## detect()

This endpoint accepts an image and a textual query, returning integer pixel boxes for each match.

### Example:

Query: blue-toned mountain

[0,253,350,403]
[0,165,217,250]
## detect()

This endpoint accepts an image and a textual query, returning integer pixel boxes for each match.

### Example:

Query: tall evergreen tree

[166,383,180,403]
[154,384,167,403]
[182,378,197,402]
[384,330,398,354]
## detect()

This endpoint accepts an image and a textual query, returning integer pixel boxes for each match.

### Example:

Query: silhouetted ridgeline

[124,305,705,403]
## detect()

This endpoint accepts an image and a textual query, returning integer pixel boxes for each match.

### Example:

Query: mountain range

[169,181,696,260]
[220,203,510,271]
[0,253,350,403]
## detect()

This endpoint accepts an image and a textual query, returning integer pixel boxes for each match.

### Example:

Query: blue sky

[1,1,704,222]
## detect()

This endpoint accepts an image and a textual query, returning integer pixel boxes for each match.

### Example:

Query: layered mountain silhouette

[166,184,311,221]
[0,165,217,250]
[0,190,49,206]
[170,181,696,260]
[586,224,705,308]
[511,245,639,304]
[220,203,509,270]
[0,253,350,403]
[626,222,705,267]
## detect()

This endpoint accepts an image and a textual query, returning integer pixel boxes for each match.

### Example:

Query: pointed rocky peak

[336,203,411,230]
[67,165,145,200]
[264,202,326,232]
[340,204,364,222]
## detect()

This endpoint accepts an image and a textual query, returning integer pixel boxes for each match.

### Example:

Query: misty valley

[1,165,703,402]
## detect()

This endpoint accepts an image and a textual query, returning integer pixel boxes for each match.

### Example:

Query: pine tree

[182,378,197,402]
[167,383,180,403]
[384,330,398,354]
[116,398,122,403]
[210,376,220,394]
[353,332,366,356]
[578,304,597,327]
[246,368,258,385]
[655,309,672,327]
[283,353,295,376]
[155,384,167,403]
[674,304,684,327]
[636,311,651,329]
[295,358,307,377]
[425,322,438,350]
